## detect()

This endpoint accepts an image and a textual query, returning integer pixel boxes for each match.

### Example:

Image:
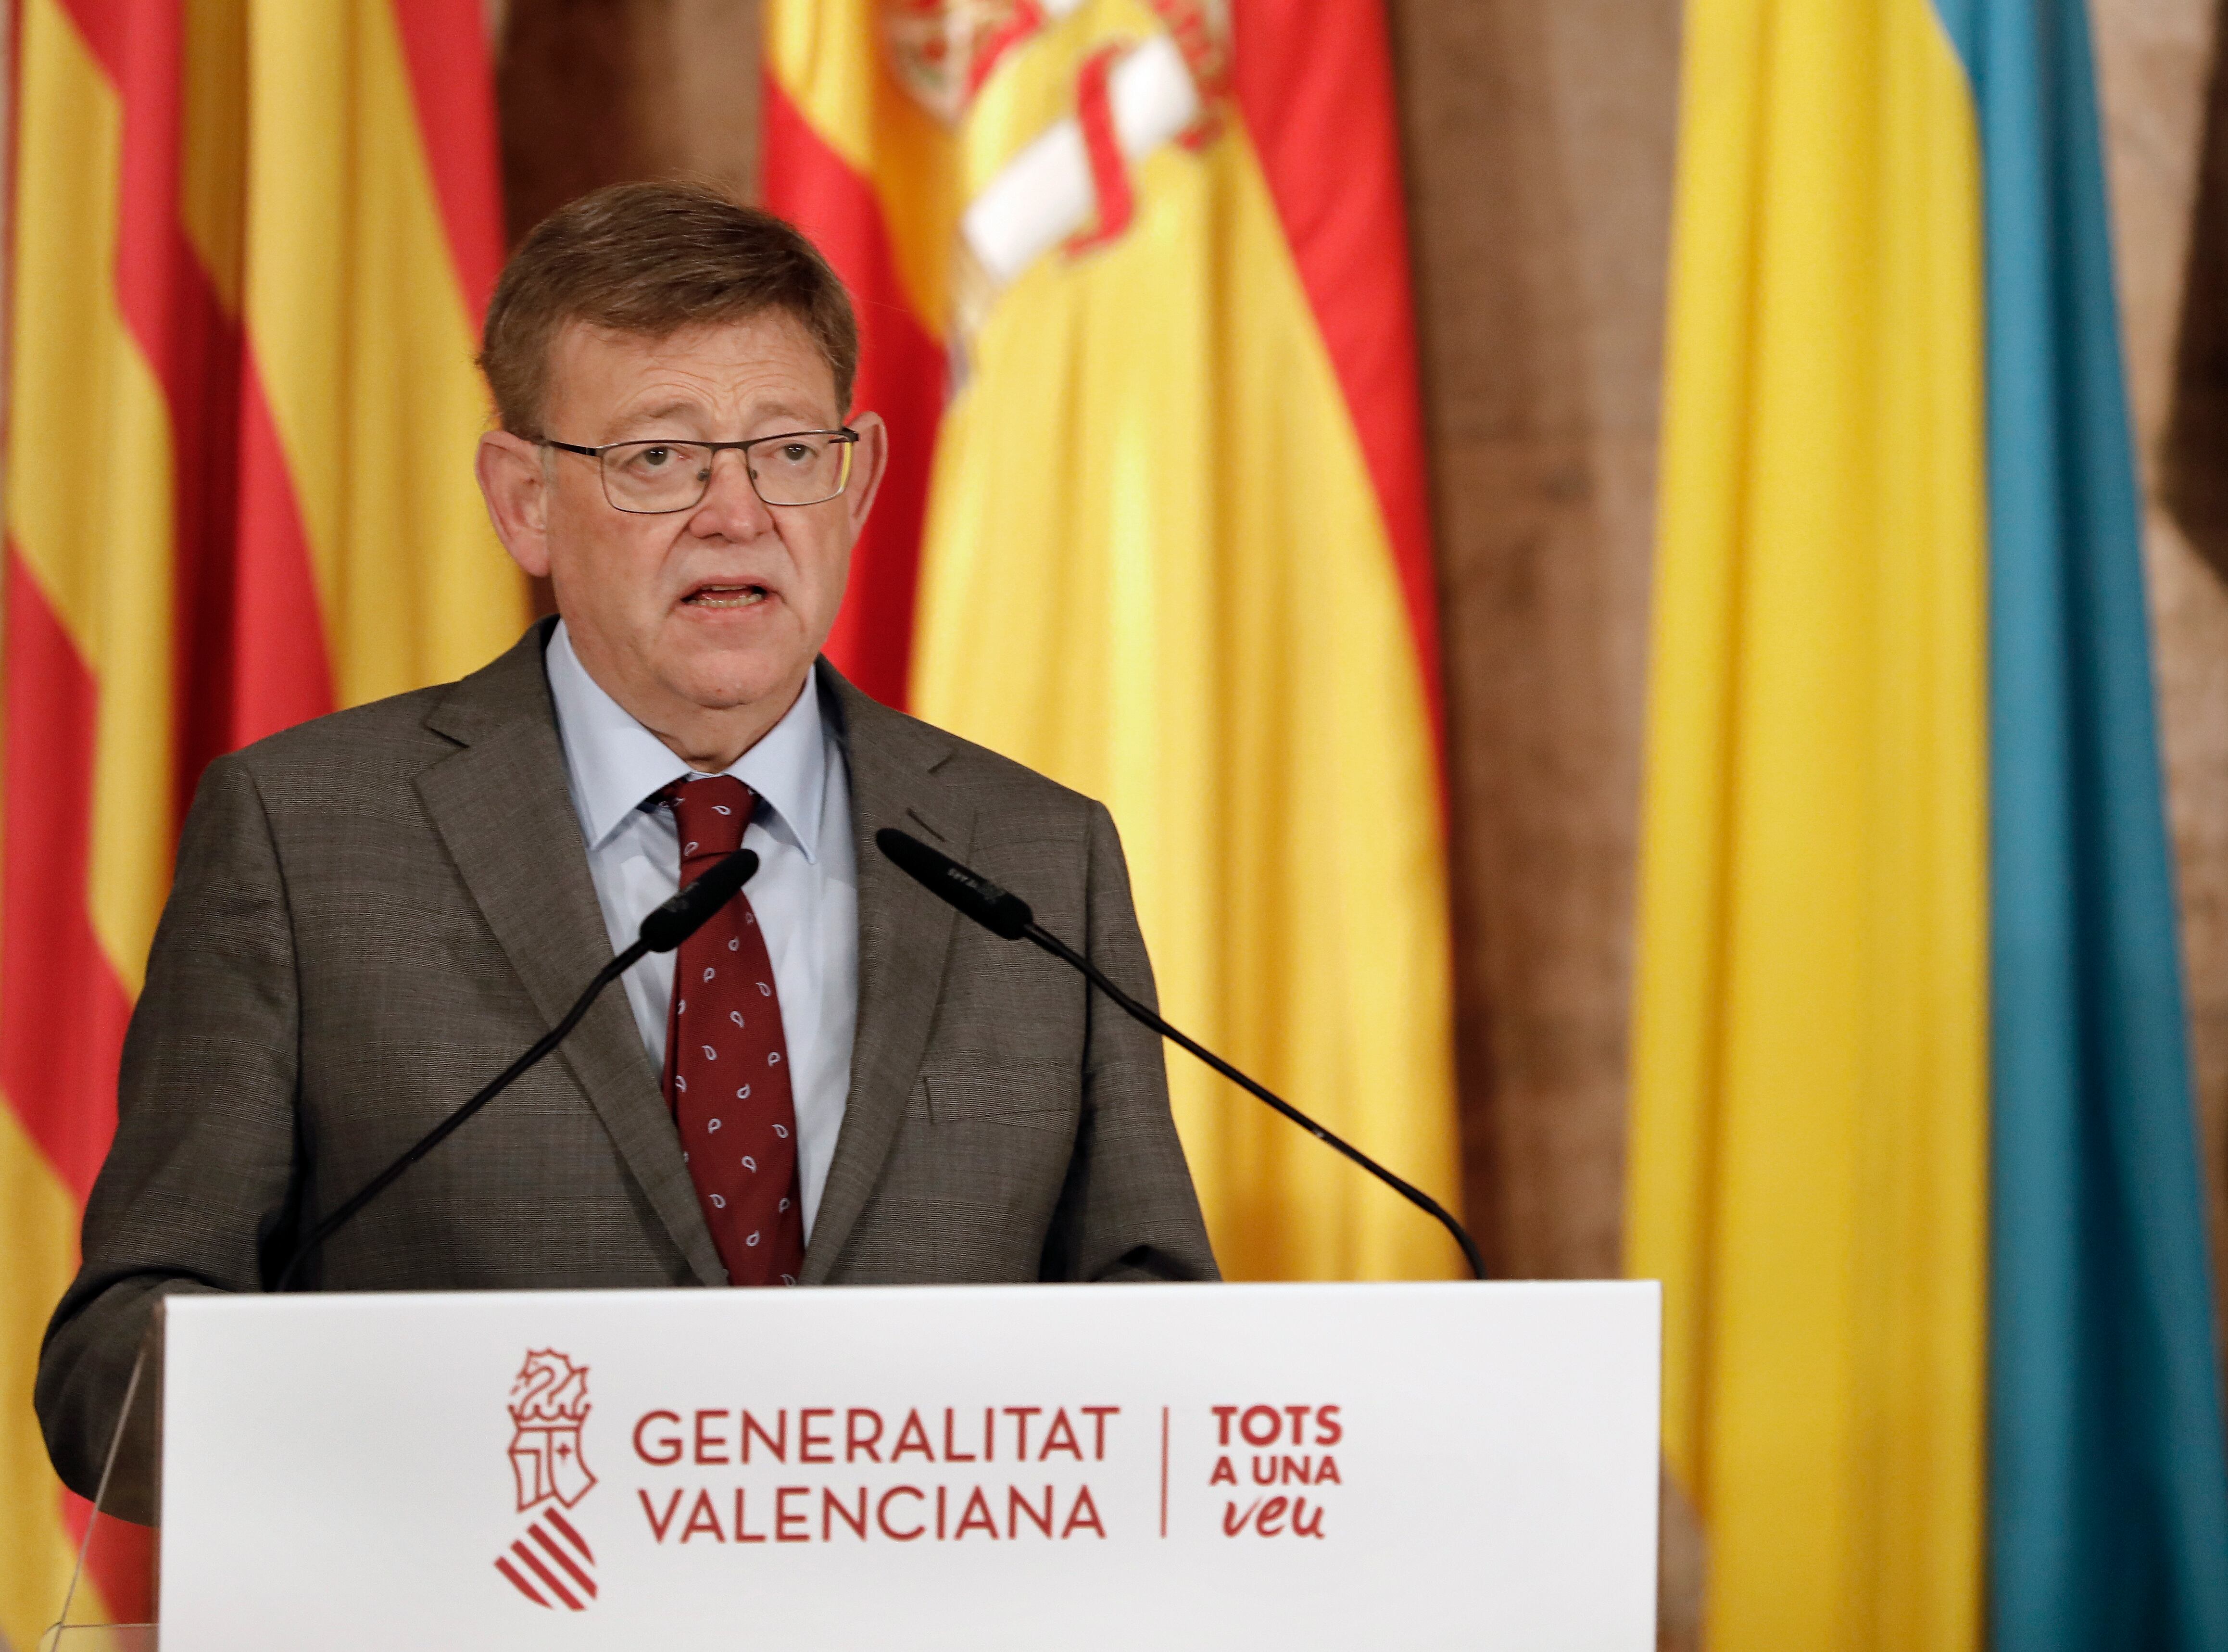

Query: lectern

[53,1280,1660,1650]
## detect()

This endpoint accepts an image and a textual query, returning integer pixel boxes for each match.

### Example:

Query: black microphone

[876,823,1032,938]
[875,828,1486,1280]
[274,848,759,1290]
[639,845,760,952]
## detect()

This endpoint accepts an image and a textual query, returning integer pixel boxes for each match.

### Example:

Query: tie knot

[660,775,755,866]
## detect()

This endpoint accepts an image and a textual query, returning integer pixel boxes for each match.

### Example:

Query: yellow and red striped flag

[764,0,1461,1279]
[0,2,526,1637]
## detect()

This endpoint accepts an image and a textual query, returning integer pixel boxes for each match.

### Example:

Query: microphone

[875,829,1486,1280]
[274,848,759,1290]
[876,823,1032,938]
[639,844,760,952]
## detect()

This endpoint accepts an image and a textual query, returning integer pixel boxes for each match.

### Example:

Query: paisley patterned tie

[657,776,806,1286]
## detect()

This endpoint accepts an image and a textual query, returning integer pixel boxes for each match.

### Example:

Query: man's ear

[843,411,891,539]
[477,430,554,579]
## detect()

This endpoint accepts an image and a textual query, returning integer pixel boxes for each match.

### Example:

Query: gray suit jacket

[38,622,1214,1498]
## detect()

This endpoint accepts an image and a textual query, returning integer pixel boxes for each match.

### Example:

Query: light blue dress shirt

[543,622,858,1239]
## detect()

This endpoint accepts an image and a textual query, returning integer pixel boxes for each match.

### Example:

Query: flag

[762,1,1461,1280]
[0,1,525,1639]
[1627,0,2228,1644]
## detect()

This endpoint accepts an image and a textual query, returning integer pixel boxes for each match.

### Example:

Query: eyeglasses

[541,429,860,513]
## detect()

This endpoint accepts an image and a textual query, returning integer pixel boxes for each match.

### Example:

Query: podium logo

[495,1349,600,1612]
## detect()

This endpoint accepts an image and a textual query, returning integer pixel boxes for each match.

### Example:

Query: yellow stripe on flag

[0,1106,107,1641]
[236,0,524,704]
[1625,0,1989,1645]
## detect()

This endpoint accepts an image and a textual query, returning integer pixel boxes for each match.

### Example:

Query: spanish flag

[0,2,525,1638]
[762,2,1461,1280]
[1628,0,2228,1644]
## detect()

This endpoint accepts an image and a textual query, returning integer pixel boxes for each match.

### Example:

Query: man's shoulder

[913,716,1098,816]
[823,667,1102,837]
[226,683,452,776]
[215,626,548,792]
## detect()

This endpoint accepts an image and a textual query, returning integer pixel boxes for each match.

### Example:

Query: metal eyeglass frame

[541,428,861,513]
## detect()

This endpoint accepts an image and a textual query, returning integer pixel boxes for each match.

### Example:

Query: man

[38,182,1216,1501]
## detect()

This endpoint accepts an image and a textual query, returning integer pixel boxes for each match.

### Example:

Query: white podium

[129,1280,1659,1649]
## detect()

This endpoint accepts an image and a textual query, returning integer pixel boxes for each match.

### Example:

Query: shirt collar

[544,620,828,861]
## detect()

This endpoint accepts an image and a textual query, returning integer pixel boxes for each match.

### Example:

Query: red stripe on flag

[167,350,338,781]
[0,552,137,1202]
[1227,0,1443,744]
[59,1493,155,1625]
[389,0,507,320]
[495,1554,552,1608]
[762,72,945,708]
[226,366,339,747]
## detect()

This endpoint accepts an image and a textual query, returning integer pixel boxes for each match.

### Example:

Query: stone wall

[2110,0,2228,1333]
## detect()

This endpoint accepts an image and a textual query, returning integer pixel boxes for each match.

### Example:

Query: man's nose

[686,447,773,538]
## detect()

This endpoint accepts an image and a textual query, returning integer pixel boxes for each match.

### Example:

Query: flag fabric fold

[1939,0,2228,1641]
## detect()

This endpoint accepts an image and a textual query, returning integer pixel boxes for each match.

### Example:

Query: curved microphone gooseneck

[274,848,759,1291]
[875,828,1486,1280]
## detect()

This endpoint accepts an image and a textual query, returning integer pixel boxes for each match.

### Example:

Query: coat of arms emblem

[879,0,1042,124]
[508,1347,597,1511]
[879,0,1234,362]
[880,0,1229,129]
[495,1349,600,1611]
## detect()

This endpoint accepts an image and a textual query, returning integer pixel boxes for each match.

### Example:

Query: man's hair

[479,182,859,437]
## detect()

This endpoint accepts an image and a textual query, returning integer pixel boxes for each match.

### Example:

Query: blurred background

[4,0,2228,1648]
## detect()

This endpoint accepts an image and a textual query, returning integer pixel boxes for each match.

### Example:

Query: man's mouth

[682,582,770,610]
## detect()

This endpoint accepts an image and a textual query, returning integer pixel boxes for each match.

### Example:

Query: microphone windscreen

[876,828,1033,940]
[639,848,758,953]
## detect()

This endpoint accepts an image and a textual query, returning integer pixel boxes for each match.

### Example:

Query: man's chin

[657,652,814,717]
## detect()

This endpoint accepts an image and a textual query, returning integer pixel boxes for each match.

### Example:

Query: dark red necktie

[658,777,805,1286]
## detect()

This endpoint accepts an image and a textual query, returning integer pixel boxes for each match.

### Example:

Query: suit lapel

[802,665,970,1283]
[415,626,726,1287]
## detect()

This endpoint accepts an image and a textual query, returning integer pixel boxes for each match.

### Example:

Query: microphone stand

[274,847,758,1291]
[876,826,1484,1278]
[1021,921,1487,1281]
[273,944,646,1292]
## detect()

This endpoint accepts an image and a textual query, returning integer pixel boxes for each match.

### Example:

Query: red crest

[506,1349,596,1512]
[495,1350,600,1612]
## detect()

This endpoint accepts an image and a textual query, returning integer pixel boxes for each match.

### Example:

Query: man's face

[484,313,883,734]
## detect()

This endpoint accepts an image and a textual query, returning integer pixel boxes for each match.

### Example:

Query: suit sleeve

[1040,802,1219,1283]
[36,752,303,1501]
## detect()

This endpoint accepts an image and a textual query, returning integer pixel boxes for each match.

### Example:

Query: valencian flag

[1628,0,2228,1646]
[0,1,525,1639]
[762,3,1461,1280]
